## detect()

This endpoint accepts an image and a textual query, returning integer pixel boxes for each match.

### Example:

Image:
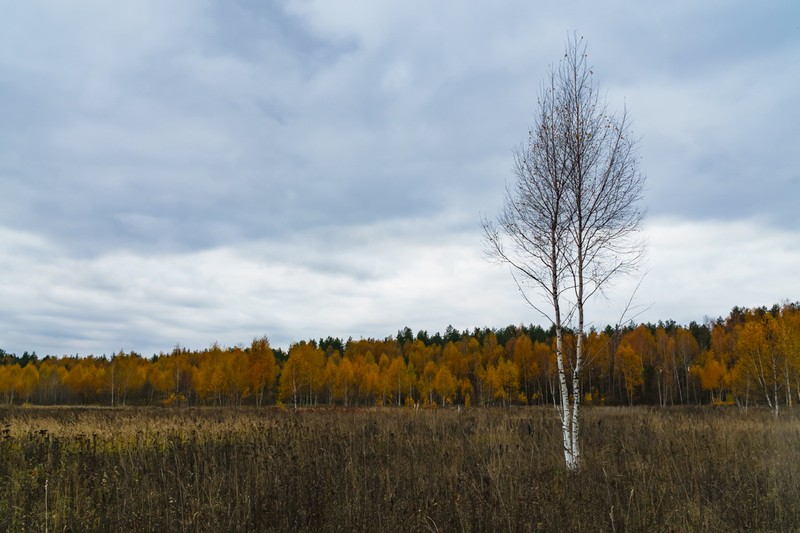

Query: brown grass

[0,405,798,531]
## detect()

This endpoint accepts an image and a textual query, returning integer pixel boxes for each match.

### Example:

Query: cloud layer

[1,1,798,355]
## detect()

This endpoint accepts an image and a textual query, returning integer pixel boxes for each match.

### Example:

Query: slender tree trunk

[795,375,800,404]
[745,377,750,411]
[785,359,791,407]
[570,335,582,468]
[569,266,584,470]
[772,354,780,418]
[656,370,663,407]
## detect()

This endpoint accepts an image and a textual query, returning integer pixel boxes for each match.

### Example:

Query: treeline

[1,303,798,411]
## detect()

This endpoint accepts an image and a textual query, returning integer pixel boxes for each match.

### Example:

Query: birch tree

[483,35,644,470]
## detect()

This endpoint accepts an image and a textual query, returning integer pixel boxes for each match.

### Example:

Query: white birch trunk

[570,330,583,470]
[554,328,574,468]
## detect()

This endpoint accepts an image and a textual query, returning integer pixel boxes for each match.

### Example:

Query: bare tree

[483,35,644,470]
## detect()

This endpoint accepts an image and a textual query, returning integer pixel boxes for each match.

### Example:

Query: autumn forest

[2,302,798,414]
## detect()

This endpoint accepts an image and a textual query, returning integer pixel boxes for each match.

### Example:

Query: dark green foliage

[0,406,798,531]
[688,321,711,351]
[313,337,343,357]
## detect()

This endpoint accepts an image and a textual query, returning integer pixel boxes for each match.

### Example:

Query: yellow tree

[63,357,107,404]
[653,327,677,405]
[403,362,418,404]
[353,353,379,405]
[110,352,147,406]
[581,330,610,405]
[333,357,356,406]
[191,344,252,406]
[460,378,474,408]
[690,351,727,404]
[0,365,21,404]
[419,361,438,405]
[323,356,338,405]
[616,342,643,405]
[278,342,326,407]
[531,340,557,405]
[15,364,39,404]
[710,323,735,369]
[167,348,195,402]
[464,336,482,376]
[780,305,800,405]
[484,358,520,407]
[35,358,68,404]
[481,333,504,368]
[432,365,458,405]
[673,327,700,403]
[405,340,439,380]
[704,323,735,406]
[384,356,408,406]
[500,357,521,405]
[474,333,504,405]
[278,350,300,407]
[442,341,468,382]
[512,332,537,403]
[192,345,226,405]
[375,353,392,405]
[148,356,178,404]
[225,347,251,404]
[618,325,655,402]
[732,315,787,416]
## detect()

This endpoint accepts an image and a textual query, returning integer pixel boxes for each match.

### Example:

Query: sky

[1,1,798,356]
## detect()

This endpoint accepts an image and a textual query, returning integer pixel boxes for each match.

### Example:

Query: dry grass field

[0,405,798,531]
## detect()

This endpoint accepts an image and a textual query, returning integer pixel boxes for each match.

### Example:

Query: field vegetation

[1,405,798,531]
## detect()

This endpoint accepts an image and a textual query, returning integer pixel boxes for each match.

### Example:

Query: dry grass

[0,405,798,531]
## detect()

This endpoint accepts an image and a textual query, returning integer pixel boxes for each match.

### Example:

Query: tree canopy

[2,303,799,410]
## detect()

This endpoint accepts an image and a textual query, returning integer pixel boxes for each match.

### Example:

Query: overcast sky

[1,1,798,356]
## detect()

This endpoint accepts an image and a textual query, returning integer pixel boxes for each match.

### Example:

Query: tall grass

[0,406,798,531]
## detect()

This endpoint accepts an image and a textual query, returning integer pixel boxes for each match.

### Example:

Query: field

[0,406,798,532]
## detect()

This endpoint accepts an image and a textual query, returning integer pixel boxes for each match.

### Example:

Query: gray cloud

[1,1,798,355]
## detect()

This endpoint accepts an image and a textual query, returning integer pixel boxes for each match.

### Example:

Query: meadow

[0,405,798,532]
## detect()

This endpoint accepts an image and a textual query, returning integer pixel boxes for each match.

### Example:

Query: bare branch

[482,32,646,471]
